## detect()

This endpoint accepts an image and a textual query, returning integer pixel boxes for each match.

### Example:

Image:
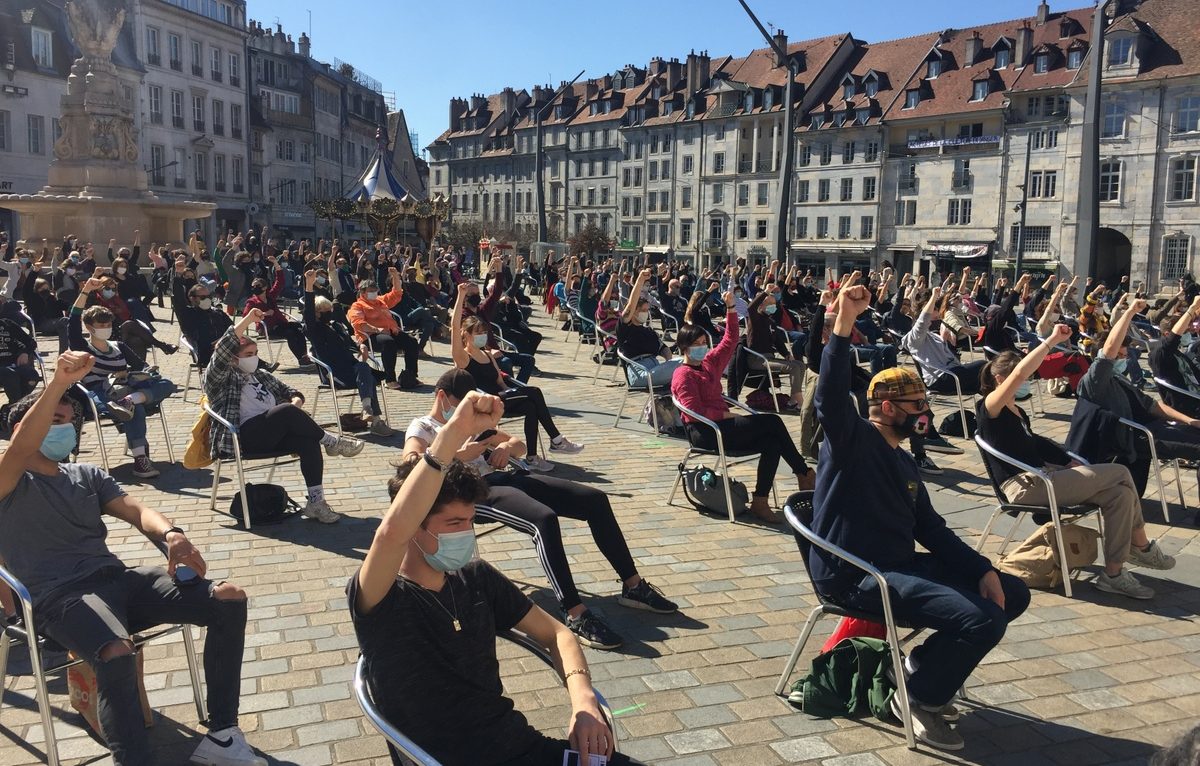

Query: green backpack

[787,636,897,722]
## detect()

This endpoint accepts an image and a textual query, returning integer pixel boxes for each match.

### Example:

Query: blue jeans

[838,554,1029,706]
[853,343,898,375]
[404,306,439,344]
[1125,346,1146,386]
[333,361,383,416]
[498,352,535,383]
[625,356,680,390]
[855,318,881,344]
[91,378,176,449]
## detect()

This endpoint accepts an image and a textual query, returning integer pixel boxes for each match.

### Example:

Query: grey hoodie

[901,309,959,385]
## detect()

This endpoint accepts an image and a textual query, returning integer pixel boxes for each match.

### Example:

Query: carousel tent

[341,129,416,201]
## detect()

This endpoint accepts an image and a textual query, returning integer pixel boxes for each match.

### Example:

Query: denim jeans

[853,343,898,375]
[90,378,176,449]
[333,360,384,416]
[0,362,40,402]
[838,554,1030,706]
[625,356,680,390]
[499,352,536,383]
[404,306,439,344]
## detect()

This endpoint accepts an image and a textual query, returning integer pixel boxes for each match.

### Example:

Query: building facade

[429,0,1198,287]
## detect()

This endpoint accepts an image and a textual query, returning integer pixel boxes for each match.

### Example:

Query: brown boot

[749,496,781,524]
[796,469,816,492]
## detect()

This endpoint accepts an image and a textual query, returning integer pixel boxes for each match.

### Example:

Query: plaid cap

[867,367,926,402]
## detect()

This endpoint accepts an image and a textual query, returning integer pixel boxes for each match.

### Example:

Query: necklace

[409,574,462,632]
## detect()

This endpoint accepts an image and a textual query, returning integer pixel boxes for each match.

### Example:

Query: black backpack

[679,465,749,517]
[939,410,977,439]
[227,483,301,526]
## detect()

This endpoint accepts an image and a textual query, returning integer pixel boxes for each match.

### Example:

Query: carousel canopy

[342,128,418,202]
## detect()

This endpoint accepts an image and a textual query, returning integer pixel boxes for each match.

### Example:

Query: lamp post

[535,70,586,245]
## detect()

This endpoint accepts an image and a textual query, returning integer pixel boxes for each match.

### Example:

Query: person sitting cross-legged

[813,284,1030,752]
[203,308,364,524]
[351,390,646,766]
[0,351,267,766]
[242,254,313,369]
[979,332,1175,600]
[0,312,39,405]
[347,267,422,389]
[403,369,676,650]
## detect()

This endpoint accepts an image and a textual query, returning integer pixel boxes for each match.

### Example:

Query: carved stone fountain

[0,0,214,245]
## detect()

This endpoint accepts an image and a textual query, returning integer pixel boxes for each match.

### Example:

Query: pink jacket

[671,310,739,424]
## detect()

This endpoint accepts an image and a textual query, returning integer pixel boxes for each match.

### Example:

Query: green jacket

[787,637,896,721]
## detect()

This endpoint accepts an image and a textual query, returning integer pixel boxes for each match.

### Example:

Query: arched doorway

[1095,227,1132,285]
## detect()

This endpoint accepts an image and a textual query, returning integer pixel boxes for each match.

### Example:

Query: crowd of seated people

[1,225,1196,765]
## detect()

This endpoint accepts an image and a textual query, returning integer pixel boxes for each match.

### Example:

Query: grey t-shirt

[0,463,127,608]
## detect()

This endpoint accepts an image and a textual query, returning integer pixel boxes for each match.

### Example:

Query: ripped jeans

[36,566,248,766]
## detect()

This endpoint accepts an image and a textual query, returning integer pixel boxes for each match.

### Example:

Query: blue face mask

[763,304,778,315]
[1016,380,1032,400]
[440,402,455,422]
[101,289,115,299]
[688,345,709,362]
[40,423,77,461]
[1113,358,1129,375]
[419,528,476,572]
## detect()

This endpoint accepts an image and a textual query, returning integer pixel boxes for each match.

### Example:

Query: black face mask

[894,409,932,438]
[252,285,266,295]
[319,312,334,323]
[466,294,481,307]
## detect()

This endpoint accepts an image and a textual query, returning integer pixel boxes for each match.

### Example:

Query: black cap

[435,368,476,400]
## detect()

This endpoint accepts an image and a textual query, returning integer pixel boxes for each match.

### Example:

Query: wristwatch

[423,452,450,474]
[163,526,186,542]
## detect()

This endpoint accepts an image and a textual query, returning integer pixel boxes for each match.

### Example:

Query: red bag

[820,616,887,654]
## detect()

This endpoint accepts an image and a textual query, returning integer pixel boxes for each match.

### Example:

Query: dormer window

[652,85,662,99]
[834,113,846,127]
[856,107,871,125]
[1067,48,1084,69]
[994,47,1011,69]
[927,58,942,78]
[589,102,599,115]
[904,89,920,109]
[971,80,989,101]
[865,79,879,98]
[843,81,855,100]
[810,114,825,129]
[1107,36,1133,67]
[686,101,696,118]
[763,89,774,110]
[744,91,755,111]
[1034,53,1050,74]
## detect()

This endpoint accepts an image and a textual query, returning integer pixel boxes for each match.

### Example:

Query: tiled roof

[1009,8,1095,92]
[1073,0,1200,84]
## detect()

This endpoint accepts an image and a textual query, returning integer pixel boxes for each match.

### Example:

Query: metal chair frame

[178,335,206,403]
[74,383,175,471]
[309,353,390,437]
[1115,414,1179,524]
[613,349,661,434]
[0,561,206,766]
[591,325,620,385]
[354,629,617,766]
[203,401,300,529]
[739,343,790,414]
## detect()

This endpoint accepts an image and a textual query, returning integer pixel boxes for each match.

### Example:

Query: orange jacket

[348,285,404,340]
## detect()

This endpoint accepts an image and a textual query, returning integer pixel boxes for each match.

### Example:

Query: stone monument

[0,0,214,246]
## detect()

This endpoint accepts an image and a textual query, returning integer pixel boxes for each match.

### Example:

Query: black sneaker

[618,579,678,614]
[916,455,943,475]
[922,433,964,455]
[565,610,623,649]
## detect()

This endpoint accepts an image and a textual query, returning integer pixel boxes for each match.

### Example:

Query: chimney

[500,86,516,115]
[449,97,467,130]
[965,31,982,66]
[772,29,789,67]
[531,85,545,106]
[584,80,599,100]
[1036,0,1050,25]
[1015,22,1033,67]
[298,32,310,58]
[648,56,666,76]
[470,93,487,111]
[686,50,711,94]
[667,57,684,87]
[601,73,613,90]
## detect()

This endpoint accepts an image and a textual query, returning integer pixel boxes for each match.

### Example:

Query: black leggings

[1123,420,1200,496]
[238,403,324,487]
[371,331,419,381]
[481,473,637,612]
[500,386,559,457]
[687,413,808,497]
[275,320,309,363]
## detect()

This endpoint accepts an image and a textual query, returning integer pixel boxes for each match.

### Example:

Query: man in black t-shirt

[349,391,644,766]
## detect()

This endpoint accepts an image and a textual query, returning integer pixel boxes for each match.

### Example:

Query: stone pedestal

[0,193,213,247]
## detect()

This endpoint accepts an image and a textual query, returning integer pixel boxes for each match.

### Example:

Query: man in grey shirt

[0,351,265,766]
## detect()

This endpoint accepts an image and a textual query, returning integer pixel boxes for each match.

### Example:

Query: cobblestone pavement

[2,301,1198,766]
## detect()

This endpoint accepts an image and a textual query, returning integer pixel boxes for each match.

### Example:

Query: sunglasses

[890,397,929,410]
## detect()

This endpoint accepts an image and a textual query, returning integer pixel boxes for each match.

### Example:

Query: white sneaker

[525,455,555,472]
[369,417,397,437]
[549,436,585,454]
[190,727,267,766]
[1126,539,1176,571]
[301,500,341,524]
[889,695,964,751]
[1096,569,1155,599]
[325,435,365,458]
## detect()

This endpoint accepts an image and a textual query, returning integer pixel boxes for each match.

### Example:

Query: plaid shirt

[203,327,301,458]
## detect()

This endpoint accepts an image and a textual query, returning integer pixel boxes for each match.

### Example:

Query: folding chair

[773,491,922,750]
[178,335,205,403]
[667,395,776,522]
[309,353,390,436]
[613,349,661,433]
[0,560,206,766]
[561,295,580,342]
[1116,415,1179,524]
[739,343,789,413]
[203,401,300,529]
[912,359,971,436]
[973,435,1103,598]
[74,383,175,471]
[488,321,520,356]
[354,628,617,766]
[591,325,620,385]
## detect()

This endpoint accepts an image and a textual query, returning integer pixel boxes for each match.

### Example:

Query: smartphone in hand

[562,752,607,766]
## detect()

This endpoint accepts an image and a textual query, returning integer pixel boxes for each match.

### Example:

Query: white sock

[130,445,147,457]
[319,431,339,447]
[307,485,325,504]
[129,391,148,405]
[551,435,565,445]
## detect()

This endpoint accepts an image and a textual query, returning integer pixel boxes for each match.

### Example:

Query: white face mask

[636,311,651,324]
[472,334,489,349]
[116,267,127,276]
[366,291,379,301]
[90,326,112,341]
[197,298,212,310]
[237,355,259,374]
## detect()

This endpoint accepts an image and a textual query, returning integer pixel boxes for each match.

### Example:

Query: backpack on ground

[746,388,791,412]
[997,521,1101,589]
[227,483,302,527]
[787,636,896,721]
[679,465,749,517]
[642,394,685,436]
[938,410,977,438]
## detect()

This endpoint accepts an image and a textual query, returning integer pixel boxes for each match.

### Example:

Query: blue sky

[246,0,1072,156]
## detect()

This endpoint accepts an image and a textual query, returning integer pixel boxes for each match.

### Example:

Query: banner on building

[925,243,991,260]
[907,135,1001,150]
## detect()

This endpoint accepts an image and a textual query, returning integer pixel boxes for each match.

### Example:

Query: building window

[27,115,44,155]
[1029,170,1057,198]
[863,177,876,201]
[796,180,809,203]
[816,216,829,238]
[895,200,916,226]
[1011,224,1053,254]
[230,103,242,139]
[737,219,748,239]
[796,216,808,238]
[31,27,52,68]
[0,110,11,152]
[995,47,1011,69]
[681,187,692,208]
[210,47,222,80]
[192,95,205,132]
[169,34,182,69]
[839,178,853,202]
[213,154,226,191]
[756,220,768,239]
[860,216,874,239]
[864,80,879,98]
[800,145,812,166]
[1067,49,1083,69]
[194,151,207,189]
[756,182,768,205]
[173,148,186,186]
[232,156,243,193]
[229,53,240,85]
[1106,36,1133,68]
[1176,97,1200,134]
[927,58,942,78]
[1034,54,1049,74]
[904,90,920,109]
[212,99,224,135]
[1163,236,1191,281]
[947,198,972,225]
[713,152,725,174]
[837,216,852,239]
[680,222,692,246]
[146,27,160,65]
[191,39,203,75]
[842,141,856,163]
[819,143,832,165]
[817,179,830,202]
[683,155,694,173]
[149,86,163,124]
[864,141,879,163]
[736,183,749,206]
[1102,102,1126,138]
[1170,157,1197,201]
[1099,161,1122,202]
[712,183,723,204]
[150,144,166,185]
[971,80,989,101]
[710,217,724,243]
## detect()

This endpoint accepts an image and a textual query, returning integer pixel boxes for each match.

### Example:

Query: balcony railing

[195,179,207,190]
[952,173,973,191]
[150,112,163,125]
[898,178,918,193]
[705,238,726,251]
[194,120,205,132]
[211,70,222,83]
[230,75,240,87]
[192,64,203,76]
[213,124,224,136]
[151,174,165,186]
[148,53,161,66]
[170,59,182,71]
[172,116,184,129]
[232,127,242,140]
[233,184,244,194]
[214,182,226,192]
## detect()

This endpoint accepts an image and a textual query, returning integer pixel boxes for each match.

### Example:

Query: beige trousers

[747,354,805,397]
[1001,462,1142,567]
